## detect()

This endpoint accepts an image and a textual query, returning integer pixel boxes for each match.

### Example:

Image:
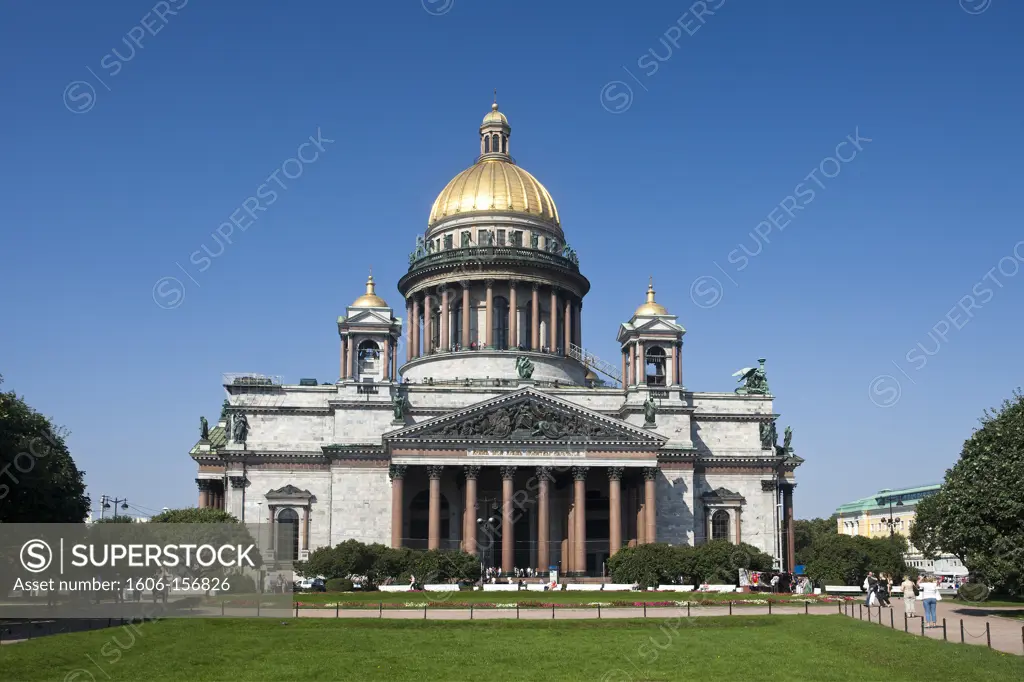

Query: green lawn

[3,617,1020,681]
[289,589,837,606]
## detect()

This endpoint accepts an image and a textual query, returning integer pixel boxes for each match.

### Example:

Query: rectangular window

[443,234,453,250]
[478,230,488,245]
[496,229,506,246]
[511,230,522,247]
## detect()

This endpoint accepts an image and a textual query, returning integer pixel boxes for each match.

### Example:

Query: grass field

[3,616,1021,681]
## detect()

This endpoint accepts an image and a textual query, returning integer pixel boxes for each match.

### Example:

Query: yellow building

[834,484,966,576]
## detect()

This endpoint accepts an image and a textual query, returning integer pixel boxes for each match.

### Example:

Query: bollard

[221,600,225,617]
[336,603,339,618]
[890,609,894,629]
[729,601,733,616]
[687,603,691,618]
[942,618,946,641]
[986,622,991,648]
[961,619,965,643]
[597,604,600,619]
[379,602,383,618]
[768,601,772,615]
[517,604,520,620]
[904,613,908,632]
[920,616,924,636]
[644,602,647,618]
[805,602,809,615]
[470,605,473,620]
[295,603,298,618]
[552,604,555,620]
[257,600,260,617]
[859,604,863,620]
[424,605,427,620]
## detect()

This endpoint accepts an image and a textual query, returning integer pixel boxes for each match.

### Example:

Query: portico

[383,387,666,574]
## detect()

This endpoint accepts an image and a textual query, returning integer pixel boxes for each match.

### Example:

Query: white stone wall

[694,473,779,559]
[655,469,695,546]
[329,466,391,546]
[239,468,333,550]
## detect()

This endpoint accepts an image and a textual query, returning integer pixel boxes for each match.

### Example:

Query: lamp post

[99,495,130,520]
[883,498,904,536]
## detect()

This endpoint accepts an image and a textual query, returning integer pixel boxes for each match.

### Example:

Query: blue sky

[1,0,1022,519]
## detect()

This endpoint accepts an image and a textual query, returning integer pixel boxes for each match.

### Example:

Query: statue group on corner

[760,419,795,458]
[732,358,770,395]
[228,411,249,446]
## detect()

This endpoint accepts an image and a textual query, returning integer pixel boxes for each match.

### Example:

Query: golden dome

[634,279,668,316]
[482,102,509,126]
[428,158,560,227]
[351,272,388,308]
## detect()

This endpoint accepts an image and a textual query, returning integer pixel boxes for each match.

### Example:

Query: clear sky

[1,0,1022,520]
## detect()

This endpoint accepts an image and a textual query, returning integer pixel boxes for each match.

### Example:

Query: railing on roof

[405,246,580,274]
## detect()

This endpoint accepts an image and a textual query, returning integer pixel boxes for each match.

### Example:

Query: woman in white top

[917,576,942,627]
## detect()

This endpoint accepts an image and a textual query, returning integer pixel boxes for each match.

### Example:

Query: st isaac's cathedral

[190,101,803,576]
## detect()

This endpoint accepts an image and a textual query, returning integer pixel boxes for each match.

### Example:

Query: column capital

[509,279,519,289]
[463,465,481,480]
[571,466,589,482]
[460,280,470,288]
[196,478,214,491]
[426,465,444,480]
[642,467,659,481]
[389,464,408,481]
[607,467,624,482]
[531,282,540,291]
[228,475,248,489]
[535,465,553,481]
[485,278,495,287]
[499,465,517,480]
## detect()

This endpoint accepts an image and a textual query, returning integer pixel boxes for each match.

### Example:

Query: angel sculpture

[732,358,769,395]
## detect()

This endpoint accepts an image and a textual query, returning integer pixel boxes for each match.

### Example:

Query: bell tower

[617,279,686,390]
[338,272,402,384]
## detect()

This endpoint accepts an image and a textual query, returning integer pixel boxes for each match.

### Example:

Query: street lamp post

[883,498,904,536]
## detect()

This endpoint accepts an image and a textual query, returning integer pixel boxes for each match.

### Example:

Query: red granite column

[572,467,588,573]
[389,465,406,548]
[197,479,209,508]
[644,468,657,544]
[485,279,494,348]
[563,296,571,355]
[608,467,623,557]
[501,466,516,573]
[411,296,420,359]
[509,282,518,349]
[621,351,627,391]
[783,484,795,572]
[461,283,471,348]
[531,284,540,350]
[549,288,558,352]
[629,344,636,387]
[347,335,355,380]
[464,466,480,555]
[536,466,551,572]
[405,300,413,362]
[423,293,433,356]
[340,336,347,380]
[382,337,390,381]
[440,287,449,351]
[427,465,443,550]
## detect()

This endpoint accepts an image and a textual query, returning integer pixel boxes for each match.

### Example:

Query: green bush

[226,574,256,593]
[294,541,479,588]
[325,578,354,592]
[608,542,774,587]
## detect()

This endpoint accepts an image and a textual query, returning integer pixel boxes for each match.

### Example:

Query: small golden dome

[585,369,598,381]
[351,272,388,308]
[428,158,560,228]
[634,279,668,316]
[482,102,509,127]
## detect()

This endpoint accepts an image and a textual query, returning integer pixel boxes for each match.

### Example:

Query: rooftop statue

[779,426,794,457]
[392,392,408,421]
[643,394,657,426]
[515,356,535,379]
[760,420,778,450]
[199,416,209,441]
[732,358,770,395]
[232,412,249,445]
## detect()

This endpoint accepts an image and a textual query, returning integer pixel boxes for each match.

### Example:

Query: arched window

[521,306,532,350]
[429,306,440,353]
[276,508,300,560]
[645,346,666,386]
[711,510,730,541]
[493,296,509,350]
[492,134,500,153]
[501,136,507,153]
[484,136,490,153]
[358,339,380,375]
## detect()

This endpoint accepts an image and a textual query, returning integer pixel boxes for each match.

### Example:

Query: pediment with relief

[386,388,665,446]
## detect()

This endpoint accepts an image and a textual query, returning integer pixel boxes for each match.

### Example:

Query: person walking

[918,576,941,627]
[877,573,891,607]
[901,575,917,618]
[863,572,878,607]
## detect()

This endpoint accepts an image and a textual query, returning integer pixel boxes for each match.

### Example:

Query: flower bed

[292,595,855,610]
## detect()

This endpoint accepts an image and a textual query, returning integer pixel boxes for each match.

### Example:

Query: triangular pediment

[341,309,395,326]
[385,388,666,447]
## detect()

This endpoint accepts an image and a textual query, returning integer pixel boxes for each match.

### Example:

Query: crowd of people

[863,572,947,628]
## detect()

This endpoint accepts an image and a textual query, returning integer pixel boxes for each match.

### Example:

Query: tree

[910,390,1024,595]
[0,376,89,522]
[794,517,837,567]
[148,507,238,523]
[146,506,262,588]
